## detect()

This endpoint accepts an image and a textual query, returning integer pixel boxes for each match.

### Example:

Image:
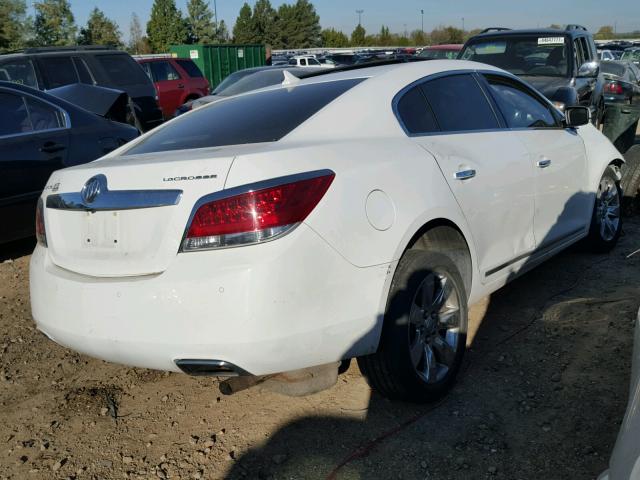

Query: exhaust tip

[175,359,249,377]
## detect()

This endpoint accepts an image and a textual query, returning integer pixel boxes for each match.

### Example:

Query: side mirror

[564,106,591,127]
[578,61,599,78]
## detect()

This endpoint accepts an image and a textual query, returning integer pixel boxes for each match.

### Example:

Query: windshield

[622,50,640,61]
[460,35,570,77]
[418,48,459,60]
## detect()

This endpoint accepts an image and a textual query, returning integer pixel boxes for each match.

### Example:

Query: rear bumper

[30,224,389,375]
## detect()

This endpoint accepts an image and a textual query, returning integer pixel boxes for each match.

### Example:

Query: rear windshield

[601,62,626,77]
[175,59,204,78]
[124,78,364,155]
[460,35,570,77]
[95,54,150,86]
[212,69,258,95]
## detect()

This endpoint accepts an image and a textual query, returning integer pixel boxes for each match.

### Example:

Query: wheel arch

[404,218,474,297]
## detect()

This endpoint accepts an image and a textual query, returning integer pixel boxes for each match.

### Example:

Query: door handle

[177,83,185,89]
[40,142,66,154]
[537,159,552,168]
[454,169,476,180]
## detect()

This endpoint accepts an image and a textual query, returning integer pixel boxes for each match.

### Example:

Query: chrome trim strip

[485,226,585,277]
[47,186,183,211]
[179,169,335,253]
[175,359,251,377]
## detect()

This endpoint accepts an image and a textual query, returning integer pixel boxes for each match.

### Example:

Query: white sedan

[599,310,640,480]
[30,60,623,402]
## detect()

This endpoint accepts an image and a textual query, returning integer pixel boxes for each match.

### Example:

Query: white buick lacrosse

[30,60,623,402]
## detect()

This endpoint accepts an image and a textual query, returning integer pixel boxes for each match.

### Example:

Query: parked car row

[0,46,163,131]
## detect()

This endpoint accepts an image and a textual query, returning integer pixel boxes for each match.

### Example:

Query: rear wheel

[585,165,622,252]
[358,250,467,403]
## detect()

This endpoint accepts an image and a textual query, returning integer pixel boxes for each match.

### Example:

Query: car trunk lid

[44,148,234,277]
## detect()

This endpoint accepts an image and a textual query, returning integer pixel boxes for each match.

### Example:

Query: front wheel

[358,250,467,403]
[585,165,622,252]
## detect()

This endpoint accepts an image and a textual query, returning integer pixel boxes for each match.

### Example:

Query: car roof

[425,44,463,50]
[471,28,588,41]
[136,57,191,63]
[0,48,126,60]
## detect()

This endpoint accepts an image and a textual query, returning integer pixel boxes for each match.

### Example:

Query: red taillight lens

[604,82,624,94]
[35,198,47,247]
[182,172,335,251]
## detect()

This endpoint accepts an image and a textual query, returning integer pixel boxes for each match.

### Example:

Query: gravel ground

[0,221,639,480]
[2,96,639,480]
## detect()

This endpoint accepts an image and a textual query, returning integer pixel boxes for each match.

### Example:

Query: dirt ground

[0,214,638,480]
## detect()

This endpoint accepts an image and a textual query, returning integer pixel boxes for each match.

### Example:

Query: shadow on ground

[225,198,640,480]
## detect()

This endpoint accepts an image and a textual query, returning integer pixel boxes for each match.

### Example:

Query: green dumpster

[169,44,267,89]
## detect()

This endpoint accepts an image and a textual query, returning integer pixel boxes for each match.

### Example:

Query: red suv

[137,57,210,119]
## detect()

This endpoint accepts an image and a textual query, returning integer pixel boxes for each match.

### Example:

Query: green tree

[0,0,31,52]
[34,0,76,46]
[186,0,215,43]
[378,25,392,45]
[233,3,254,43]
[147,0,188,53]
[410,29,428,46]
[252,0,278,45]
[128,13,148,53]
[321,28,349,48]
[78,7,122,46]
[430,25,464,44]
[351,24,366,46]
[215,19,230,43]
[291,0,321,48]
[595,25,615,40]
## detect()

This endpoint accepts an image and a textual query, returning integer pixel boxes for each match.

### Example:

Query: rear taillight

[35,198,47,247]
[182,171,335,251]
[604,82,624,94]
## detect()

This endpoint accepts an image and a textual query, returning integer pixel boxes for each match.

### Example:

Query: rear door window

[0,59,38,88]
[396,85,439,134]
[0,92,30,136]
[25,96,64,131]
[39,56,79,88]
[420,74,500,132]
[95,54,150,87]
[150,61,181,82]
[175,60,204,78]
[124,78,364,154]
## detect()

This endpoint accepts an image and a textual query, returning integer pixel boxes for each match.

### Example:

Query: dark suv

[459,25,605,126]
[0,46,163,131]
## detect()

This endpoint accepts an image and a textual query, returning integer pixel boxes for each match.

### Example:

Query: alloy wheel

[408,271,461,384]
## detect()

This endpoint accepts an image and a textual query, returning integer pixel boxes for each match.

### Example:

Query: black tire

[585,165,623,253]
[358,250,467,403]
[621,145,640,216]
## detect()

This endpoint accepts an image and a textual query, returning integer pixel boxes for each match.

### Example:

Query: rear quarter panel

[224,138,483,303]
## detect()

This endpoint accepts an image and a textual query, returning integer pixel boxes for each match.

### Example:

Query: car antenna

[282,70,301,86]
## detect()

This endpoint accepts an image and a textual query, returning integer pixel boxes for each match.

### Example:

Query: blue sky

[48,0,640,41]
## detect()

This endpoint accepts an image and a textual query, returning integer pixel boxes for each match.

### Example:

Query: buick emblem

[81,175,106,204]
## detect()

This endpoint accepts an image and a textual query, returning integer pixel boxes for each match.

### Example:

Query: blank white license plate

[82,211,120,249]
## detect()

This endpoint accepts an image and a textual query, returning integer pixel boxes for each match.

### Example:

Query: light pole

[356,9,364,26]
[213,0,218,25]
[462,17,465,32]
[421,9,424,35]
